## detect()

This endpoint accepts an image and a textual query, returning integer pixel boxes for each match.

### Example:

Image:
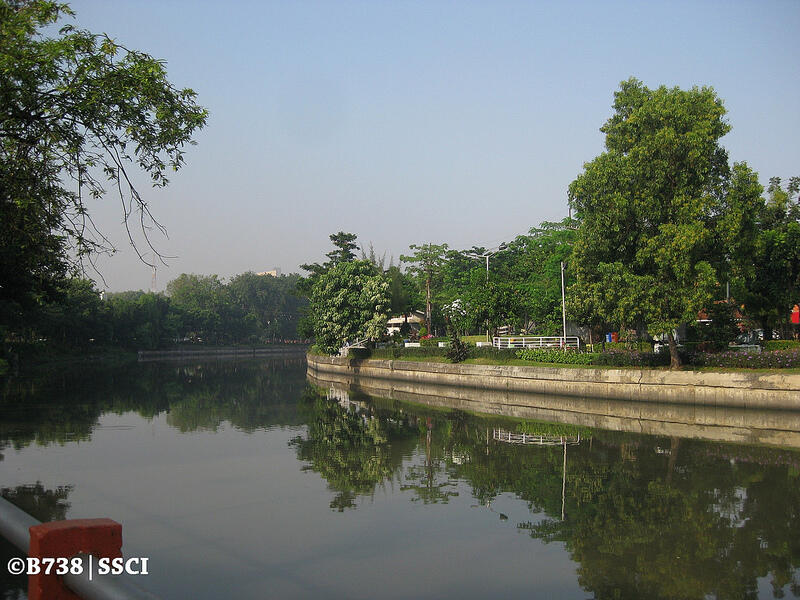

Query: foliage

[386,265,418,317]
[739,176,800,339]
[400,243,449,335]
[227,271,306,341]
[592,349,674,367]
[685,300,740,351]
[445,332,469,363]
[568,78,763,367]
[310,260,390,354]
[290,386,414,511]
[515,348,597,365]
[369,346,448,360]
[0,0,207,331]
[764,340,800,351]
[298,231,360,296]
[692,348,800,369]
[496,219,577,334]
[166,274,250,344]
[465,346,519,362]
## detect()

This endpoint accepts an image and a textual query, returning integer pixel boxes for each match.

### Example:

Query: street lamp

[465,243,508,284]
[465,243,509,340]
[561,261,567,347]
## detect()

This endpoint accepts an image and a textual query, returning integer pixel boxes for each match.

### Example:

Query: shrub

[764,340,800,352]
[599,341,653,352]
[515,348,597,365]
[592,349,673,367]
[692,348,800,369]
[446,334,469,363]
[370,346,447,360]
[468,346,519,362]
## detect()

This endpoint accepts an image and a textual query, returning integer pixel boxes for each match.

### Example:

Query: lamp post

[561,261,567,347]
[466,244,508,341]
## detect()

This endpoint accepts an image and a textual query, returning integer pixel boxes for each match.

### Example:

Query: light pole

[561,261,567,347]
[466,244,508,341]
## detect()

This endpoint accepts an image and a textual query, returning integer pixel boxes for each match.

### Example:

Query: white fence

[493,336,581,350]
[492,428,582,446]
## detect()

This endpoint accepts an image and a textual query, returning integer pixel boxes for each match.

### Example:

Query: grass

[462,335,490,344]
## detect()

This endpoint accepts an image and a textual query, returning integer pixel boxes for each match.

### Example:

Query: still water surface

[1,358,799,599]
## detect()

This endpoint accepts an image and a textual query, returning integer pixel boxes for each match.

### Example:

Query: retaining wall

[306,354,800,410]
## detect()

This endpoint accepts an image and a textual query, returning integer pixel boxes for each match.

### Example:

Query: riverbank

[2,343,309,375]
[2,345,138,376]
[307,353,800,410]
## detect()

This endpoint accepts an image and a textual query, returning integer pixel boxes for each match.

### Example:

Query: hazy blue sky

[63,0,800,291]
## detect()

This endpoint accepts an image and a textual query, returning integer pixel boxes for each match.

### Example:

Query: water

[1,358,799,599]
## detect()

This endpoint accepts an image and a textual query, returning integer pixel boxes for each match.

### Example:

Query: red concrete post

[28,518,122,600]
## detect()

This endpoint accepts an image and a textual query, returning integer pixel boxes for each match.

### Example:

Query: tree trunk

[667,330,681,369]
[425,275,432,335]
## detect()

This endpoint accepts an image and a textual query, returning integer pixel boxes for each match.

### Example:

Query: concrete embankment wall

[306,354,800,411]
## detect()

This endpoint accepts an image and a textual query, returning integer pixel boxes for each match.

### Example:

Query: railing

[493,336,581,350]
[0,496,158,600]
[492,429,581,446]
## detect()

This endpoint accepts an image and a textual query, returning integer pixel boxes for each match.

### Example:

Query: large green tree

[568,79,762,367]
[400,243,449,336]
[310,260,390,354]
[740,176,800,339]
[0,1,207,332]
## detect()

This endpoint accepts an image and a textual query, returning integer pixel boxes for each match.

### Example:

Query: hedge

[516,348,597,365]
[763,340,800,352]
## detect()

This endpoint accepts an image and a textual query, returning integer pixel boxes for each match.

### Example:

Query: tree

[309,260,390,354]
[500,219,577,335]
[228,271,306,342]
[298,231,360,296]
[568,78,762,367]
[385,264,418,319]
[166,274,247,344]
[400,243,448,336]
[740,176,800,339]
[0,1,207,331]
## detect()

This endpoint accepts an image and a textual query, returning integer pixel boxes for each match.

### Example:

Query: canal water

[1,358,799,599]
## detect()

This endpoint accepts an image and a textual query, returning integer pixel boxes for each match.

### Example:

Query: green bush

[420,336,447,347]
[599,341,653,352]
[692,348,800,369]
[445,334,469,363]
[370,346,447,360]
[593,350,667,367]
[515,348,597,365]
[764,340,800,352]
[468,346,519,362]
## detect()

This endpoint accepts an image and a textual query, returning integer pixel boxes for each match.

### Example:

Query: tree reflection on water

[293,385,800,599]
[2,362,799,598]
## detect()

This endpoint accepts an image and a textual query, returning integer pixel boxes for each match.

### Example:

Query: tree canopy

[740,176,800,338]
[568,78,763,366]
[309,260,390,354]
[0,0,207,331]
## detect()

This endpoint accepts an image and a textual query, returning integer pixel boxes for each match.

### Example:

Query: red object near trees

[791,305,800,325]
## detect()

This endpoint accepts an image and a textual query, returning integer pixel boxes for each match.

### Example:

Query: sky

[59,0,800,292]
